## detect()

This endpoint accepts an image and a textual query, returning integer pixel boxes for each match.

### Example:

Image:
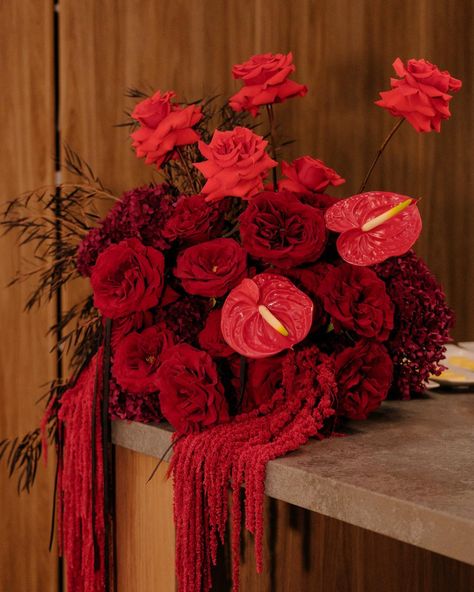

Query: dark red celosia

[108,377,162,424]
[76,185,175,276]
[156,295,209,344]
[374,250,454,399]
[169,346,337,592]
[57,351,105,592]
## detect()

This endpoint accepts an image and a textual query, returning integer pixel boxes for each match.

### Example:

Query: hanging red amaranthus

[170,346,337,592]
[57,350,106,592]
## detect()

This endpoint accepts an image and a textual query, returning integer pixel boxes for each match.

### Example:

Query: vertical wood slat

[0,2,57,591]
[115,447,176,592]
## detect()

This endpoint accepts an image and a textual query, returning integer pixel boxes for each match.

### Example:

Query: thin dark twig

[358,118,405,193]
[146,435,183,484]
[265,105,279,191]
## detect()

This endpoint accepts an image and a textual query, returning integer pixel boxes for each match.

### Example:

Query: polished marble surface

[112,391,474,565]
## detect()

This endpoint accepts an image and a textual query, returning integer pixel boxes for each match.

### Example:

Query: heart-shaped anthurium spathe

[221,273,313,359]
[325,191,422,266]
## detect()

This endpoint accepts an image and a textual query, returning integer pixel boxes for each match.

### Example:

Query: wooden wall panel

[237,499,474,592]
[60,0,473,339]
[114,466,474,592]
[0,2,57,591]
[115,447,175,592]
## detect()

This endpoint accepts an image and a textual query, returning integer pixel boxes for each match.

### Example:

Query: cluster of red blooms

[59,51,459,592]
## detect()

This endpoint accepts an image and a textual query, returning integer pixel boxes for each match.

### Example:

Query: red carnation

[112,324,175,394]
[156,343,229,434]
[239,191,327,268]
[318,263,394,341]
[229,52,307,116]
[162,194,220,245]
[194,127,277,203]
[375,58,461,132]
[90,238,165,318]
[131,90,202,168]
[174,238,247,297]
[280,156,345,195]
[198,309,234,358]
[335,341,393,420]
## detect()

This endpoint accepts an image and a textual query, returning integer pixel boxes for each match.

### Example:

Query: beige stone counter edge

[112,416,474,567]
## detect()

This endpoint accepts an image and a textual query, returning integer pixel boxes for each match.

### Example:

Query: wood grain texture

[235,499,474,592]
[113,461,474,592]
[115,446,176,592]
[59,0,473,338]
[0,2,57,591]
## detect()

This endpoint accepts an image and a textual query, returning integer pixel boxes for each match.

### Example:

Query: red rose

[112,324,174,394]
[174,238,247,297]
[194,127,277,202]
[274,262,334,332]
[198,309,234,357]
[318,263,394,341]
[91,238,165,318]
[162,194,220,245]
[280,156,345,194]
[239,191,327,268]
[335,341,393,420]
[110,310,154,350]
[131,90,202,168]
[375,58,461,132]
[156,343,229,433]
[229,52,307,116]
[246,356,284,410]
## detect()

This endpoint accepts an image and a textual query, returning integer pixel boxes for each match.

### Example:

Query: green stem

[358,117,405,193]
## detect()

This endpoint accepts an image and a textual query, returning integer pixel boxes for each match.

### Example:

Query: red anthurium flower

[221,273,313,359]
[325,191,422,266]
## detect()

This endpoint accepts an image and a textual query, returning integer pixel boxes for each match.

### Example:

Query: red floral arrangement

[1,53,460,592]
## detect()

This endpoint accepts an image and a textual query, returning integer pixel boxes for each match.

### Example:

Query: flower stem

[266,105,279,191]
[176,147,199,194]
[358,118,405,193]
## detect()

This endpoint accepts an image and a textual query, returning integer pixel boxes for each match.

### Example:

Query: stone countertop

[112,391,474,566]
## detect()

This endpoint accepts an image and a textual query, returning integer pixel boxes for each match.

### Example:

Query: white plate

[429,344,474,387]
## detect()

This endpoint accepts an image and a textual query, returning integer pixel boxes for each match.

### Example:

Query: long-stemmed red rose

[194,127,277,202]
[375,57,461,133]
[229,52,307,116]
[131,90,202,169]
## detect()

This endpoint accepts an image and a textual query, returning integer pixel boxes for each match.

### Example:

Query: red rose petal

[221,273,313,358]
[325,191,422,266]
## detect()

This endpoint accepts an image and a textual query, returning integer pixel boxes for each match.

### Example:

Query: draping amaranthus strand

[169,347,337,592]
[57,350,105,592]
